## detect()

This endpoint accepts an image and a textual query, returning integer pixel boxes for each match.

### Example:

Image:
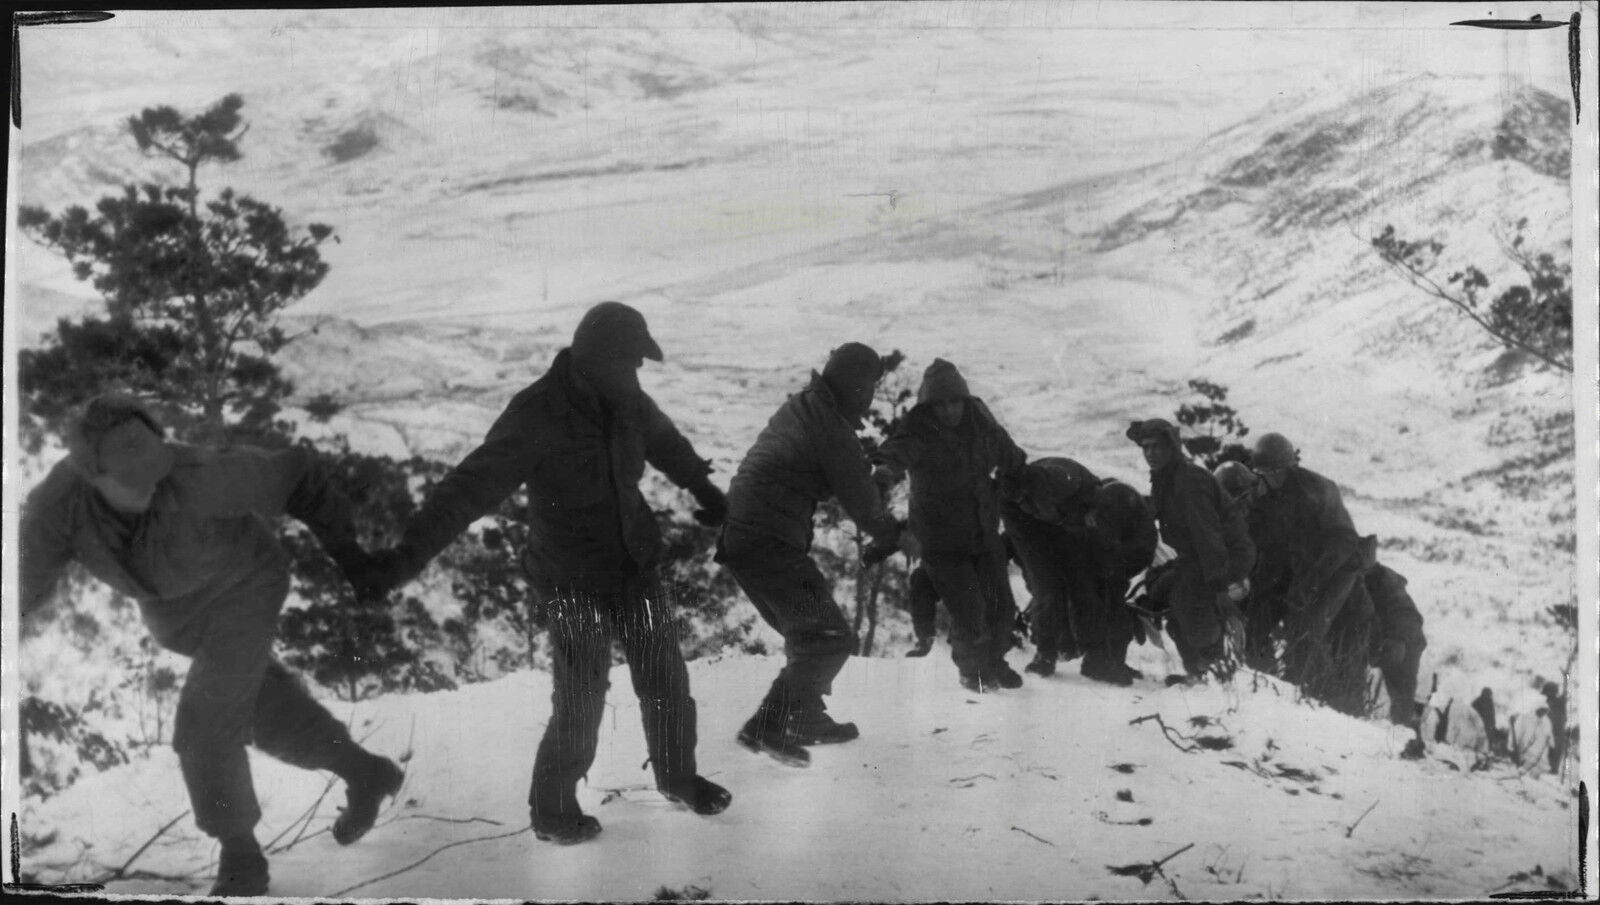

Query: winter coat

[1249,465,1371,623]
[725,371,898,553]
[19,444,359,621]
[399,348,714,587]
[874,360,1026,555]
[1148,456,1236,591]
[1365,562,1426,654]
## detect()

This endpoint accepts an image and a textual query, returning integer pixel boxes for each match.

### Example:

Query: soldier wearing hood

[875,359,1028,692]
[1001,457,1159,685]
[355,302,733,845]
[19,395,403,896]
[1364,562,1428,725]
[1246,432,1376,715]
[719,343,906,766]
[1125,419,1247,678]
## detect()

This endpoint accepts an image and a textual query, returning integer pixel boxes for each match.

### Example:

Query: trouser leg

[1001,516,1073,661]
[921,553,990,678]
[616,578,699,784]
[907,567,939,644]
[978,550,1016,669]
[1167,562,1223,666]
[1063,551,1134,661]
[251,660,365,776]
[528,589,612,820]
[724,540,854,709]
[171,578,285,841]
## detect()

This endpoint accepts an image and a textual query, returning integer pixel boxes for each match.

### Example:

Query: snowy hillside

[18,650,1580,901]
[7,4,1591,900]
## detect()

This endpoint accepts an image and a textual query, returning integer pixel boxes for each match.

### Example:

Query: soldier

[19,396,403,896]
[1213,461,1266,669]
[1364,562,1427,725]
[1247,432,1376,715]
[354,302,732,845]
[719,343,907,766]
[1002,457,1159,685]
[874,359,1029,693]
[1124,419,1249,680]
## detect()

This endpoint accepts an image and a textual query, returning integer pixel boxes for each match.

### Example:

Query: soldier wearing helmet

[1245,432,1376,715]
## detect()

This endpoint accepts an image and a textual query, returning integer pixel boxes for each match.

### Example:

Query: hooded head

[916,358,973,428]
[821,342,883,427]
[1125,418,1184,472]
[570,301,661,406]
[68,394,175,513]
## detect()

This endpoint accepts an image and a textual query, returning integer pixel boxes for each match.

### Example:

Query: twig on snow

[382,814,505,827]
[95,811,190,884]
[1108,842,1196,885]
[329,827,531,898]
[1345,799,1380,838]
[1129,713,1199,753]
[1010,825,1056,846]
[947,773,997,787]
[265,773,338,854]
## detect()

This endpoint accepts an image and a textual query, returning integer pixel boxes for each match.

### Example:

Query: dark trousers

[906,566,940,643]
[1283,581,1374,717]
[153,569,358,841]
[1165,561,1225,667]
[920,549,1012,679]
[720,528,856,711]
[1004,514,1133,660]
[527,573,698,820]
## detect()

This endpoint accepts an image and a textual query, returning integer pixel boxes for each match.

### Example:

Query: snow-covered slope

[19,650,1579,901]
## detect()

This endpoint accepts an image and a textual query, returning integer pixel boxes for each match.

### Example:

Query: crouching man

[19,396,403,896]
[719,343,906,766]
[1002,457,1158,685]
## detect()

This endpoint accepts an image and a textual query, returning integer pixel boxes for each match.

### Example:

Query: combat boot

[332,753,405,845]
[658,775,733,815]
[905,637,934,658]
[1081,650,1139,687]
[789,704,860,745]
[959,673,989,693]
[736,703,810,767]
[988,663,1024,689]
[210,836,269,897]
[532,812,602,845]
[1024,653,1056,677]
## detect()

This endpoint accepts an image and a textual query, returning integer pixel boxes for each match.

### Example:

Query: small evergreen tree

[17,93,335,445]
[1174,379,1251,469]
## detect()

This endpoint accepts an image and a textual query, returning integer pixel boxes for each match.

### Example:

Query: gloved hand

[871,465,900,492]
[342,546,421,601]
[689,481,728,528]
[1227,578,1251,602]
[997,470,1026,504]
[861,521,909,567]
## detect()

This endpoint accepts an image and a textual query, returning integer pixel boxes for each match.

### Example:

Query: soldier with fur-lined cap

[19,395,403,896]
[1125,419,1246,679]
[874,359,1028,693]
[719,343,907,765]
[355,301,733,844]
[1002,457,1159,685]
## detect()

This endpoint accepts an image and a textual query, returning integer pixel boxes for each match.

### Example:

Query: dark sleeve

[17,464,80,620]
[278,447,364,554]
[399,395,543,566]
[641,395,714,491]
[1177,468,1230,586]
[986,407,1028,478]
[873,422,925,481]
[815,406,899,545]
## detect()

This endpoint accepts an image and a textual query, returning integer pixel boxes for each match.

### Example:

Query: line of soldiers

[16,301,1425,896]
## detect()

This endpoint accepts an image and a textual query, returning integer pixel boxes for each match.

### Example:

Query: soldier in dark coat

[1125,419,1248,679]
[1247,432,1376,715]
[20,396,402,896]
[719,343,905,766]
[1002,457,1159,685]
[1213,461,1267,669]
[875,359,1028,692]
[1365,562,1427,725]
[357,302,732,845]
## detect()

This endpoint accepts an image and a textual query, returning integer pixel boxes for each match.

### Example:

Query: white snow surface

[6,3,1594,901]
[21,650,1580,901]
